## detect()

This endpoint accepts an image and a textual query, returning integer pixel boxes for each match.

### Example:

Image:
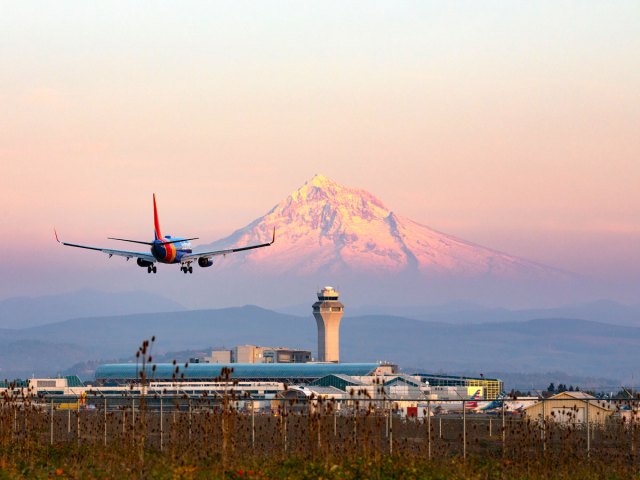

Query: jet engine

[137,258,154,268]
[198,258,214,268]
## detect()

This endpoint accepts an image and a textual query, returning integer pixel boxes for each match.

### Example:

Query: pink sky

[1,1,639,302]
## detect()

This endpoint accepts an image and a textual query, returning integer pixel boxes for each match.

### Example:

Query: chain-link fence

[2,395,640,464]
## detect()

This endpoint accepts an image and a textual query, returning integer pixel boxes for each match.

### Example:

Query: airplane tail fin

[153,194,163,240]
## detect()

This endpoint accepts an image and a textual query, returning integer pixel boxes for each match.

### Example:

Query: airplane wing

[55,229,156,263]
[181,228,275,263]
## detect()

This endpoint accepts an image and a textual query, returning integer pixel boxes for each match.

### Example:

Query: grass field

[2,396,640,479]
[2,342,639,479]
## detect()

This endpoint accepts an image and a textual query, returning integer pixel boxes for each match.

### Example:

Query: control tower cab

[312,286,344,363]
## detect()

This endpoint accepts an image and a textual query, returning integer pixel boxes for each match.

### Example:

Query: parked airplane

[475,392,507,412]
[432,389,483,414]
[475,393,537,414]
[55,194,275,274]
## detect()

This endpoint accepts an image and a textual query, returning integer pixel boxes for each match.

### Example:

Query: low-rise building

[228,345,312,364]
[523,391,613,425]
[414,373,503,400]
[210,350,232,363]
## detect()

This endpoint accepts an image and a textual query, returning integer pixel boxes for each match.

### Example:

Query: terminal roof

[95,362,378,383]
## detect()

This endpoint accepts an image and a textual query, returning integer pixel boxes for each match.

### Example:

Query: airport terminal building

[94,362,383,385]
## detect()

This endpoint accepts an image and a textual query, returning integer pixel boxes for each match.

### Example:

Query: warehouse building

[523,391,613,425]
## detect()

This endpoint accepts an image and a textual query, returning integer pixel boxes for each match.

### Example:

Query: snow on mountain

[197,174,563,279]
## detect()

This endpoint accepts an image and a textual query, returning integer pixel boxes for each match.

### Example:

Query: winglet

[54,227,60,243]
[271,227,276,244]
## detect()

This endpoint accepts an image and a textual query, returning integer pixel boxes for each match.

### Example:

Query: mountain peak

[291,175,388,213]
[199,176,563,280]
[308,173,334,187]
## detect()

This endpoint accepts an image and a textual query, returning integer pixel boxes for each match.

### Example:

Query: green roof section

[65,375,84,387]
[0,379,28,389]
[309,374,363,391]
[384,376,421,388]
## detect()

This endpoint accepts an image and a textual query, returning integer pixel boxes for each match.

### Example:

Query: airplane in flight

[55,194,275,274]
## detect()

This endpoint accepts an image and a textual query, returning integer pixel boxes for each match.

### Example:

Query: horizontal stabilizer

[160,237,199,245]
[108,237,154,246]
[108,237,199,246]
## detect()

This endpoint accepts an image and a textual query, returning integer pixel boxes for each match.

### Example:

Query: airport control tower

[312,286,344,362]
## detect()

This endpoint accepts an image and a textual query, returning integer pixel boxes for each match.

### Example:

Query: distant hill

[448,371,622,393]
[332,299,640,328]
[1,306,639,382]
[0,289,186,329]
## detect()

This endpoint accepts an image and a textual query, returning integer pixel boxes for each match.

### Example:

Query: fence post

[489,417,492,437]
[50,400,54,445]
[317,402,321,452]
[104,397,107,447]
[283,400,288,452]
[385,400,389,438]
[439,416,442,439]
[160,396,164,452]
[76,399,80,444]
[251,399,255,449]
[67,408,71,434]
[463,400,466,460]
[334,407,337,437]
[542,398,546,453]
[221,403,226,459]
[188,400,192,442]
[353,402,357,448]
[389,403,393,455]
[427,400,431,460]
[631,406,635,459]
[501,399,505,455]
[586,399,590,457]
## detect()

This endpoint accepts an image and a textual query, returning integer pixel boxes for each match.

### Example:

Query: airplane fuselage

[150,236,193,264]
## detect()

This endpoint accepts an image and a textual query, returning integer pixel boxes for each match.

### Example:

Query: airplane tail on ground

[153,193,163,240]
[466,389,482,408]
[479,391,508,411]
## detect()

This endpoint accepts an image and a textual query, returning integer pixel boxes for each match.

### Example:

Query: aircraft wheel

[188,266,193,274]
[147,266,151,274]
[183,267,187,274]
[152,266,157,273]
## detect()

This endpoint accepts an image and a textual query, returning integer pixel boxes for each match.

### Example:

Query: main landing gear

[147,265,157,274]
[180,265,193,274]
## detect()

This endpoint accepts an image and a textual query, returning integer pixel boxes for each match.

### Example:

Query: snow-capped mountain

[197,175,562,280]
